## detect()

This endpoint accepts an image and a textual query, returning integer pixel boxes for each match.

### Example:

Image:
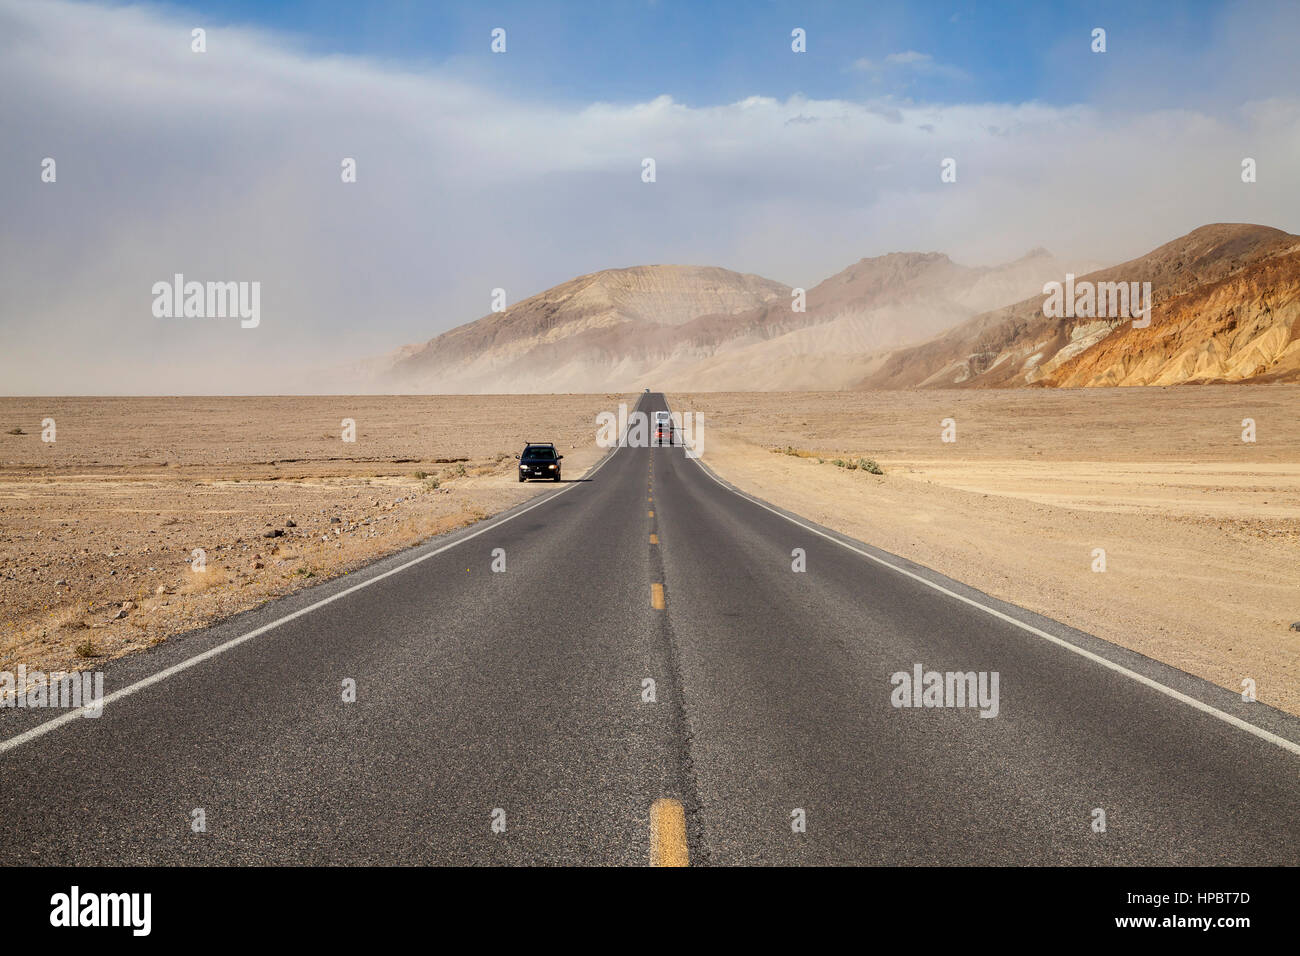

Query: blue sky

[2,0,1297,392]
[168,0,1221,107]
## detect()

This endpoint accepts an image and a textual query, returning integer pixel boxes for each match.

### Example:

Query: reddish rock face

[1048,247,1300,386]
[859,223,1300,389]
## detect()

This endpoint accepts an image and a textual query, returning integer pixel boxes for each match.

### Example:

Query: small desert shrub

[826,456,883,475]
[422,477,441,492]
[409,470,429,480]
[6,427,24,435]
[179,569,226,595]
[74,637,97,658]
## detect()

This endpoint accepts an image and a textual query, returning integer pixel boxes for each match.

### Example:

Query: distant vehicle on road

[653,411,673,446]
[516,442,563,481]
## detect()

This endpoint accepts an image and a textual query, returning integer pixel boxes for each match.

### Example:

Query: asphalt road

[2,392,1299,865]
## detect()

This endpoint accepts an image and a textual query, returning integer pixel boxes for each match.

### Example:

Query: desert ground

[4,387,1297,719]
[671,386,1300,716]
[0,395,623,679]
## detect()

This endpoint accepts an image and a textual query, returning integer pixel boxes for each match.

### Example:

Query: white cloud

[851,50,970,82]
[1,0,1298,393]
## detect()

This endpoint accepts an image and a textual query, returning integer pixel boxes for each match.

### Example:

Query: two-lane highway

[2,392,1298,865]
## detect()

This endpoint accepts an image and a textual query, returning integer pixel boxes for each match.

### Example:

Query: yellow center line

[651,583,665,609]
[649,799,689,866]
[649,533,659,544]
[648,509,654,518]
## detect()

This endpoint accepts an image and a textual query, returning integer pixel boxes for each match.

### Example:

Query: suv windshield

[524,447,556,459]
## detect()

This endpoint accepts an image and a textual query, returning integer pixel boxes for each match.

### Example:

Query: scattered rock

[252,561,264,570]
[155,585,168,595]
[1291,622,1300,632]
[54,579,67,586]
[263,529,284,538]
[285,519,297,528]
[330,517,341,524]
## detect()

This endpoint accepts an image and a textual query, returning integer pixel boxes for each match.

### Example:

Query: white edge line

[0,434,628,756]
[688,448,1300,760]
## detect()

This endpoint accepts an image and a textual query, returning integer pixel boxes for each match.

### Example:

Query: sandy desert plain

[671,386,1300,715]
[0,395,622,681]
[2,386,1298,715]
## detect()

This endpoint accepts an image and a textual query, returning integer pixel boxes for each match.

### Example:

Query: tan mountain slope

[377,249,1085,393]
[858,223,1300,389]
[384,265,789,393]
[655,248,1093,390]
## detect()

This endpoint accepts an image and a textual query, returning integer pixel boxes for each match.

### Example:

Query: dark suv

[516,442,563,481]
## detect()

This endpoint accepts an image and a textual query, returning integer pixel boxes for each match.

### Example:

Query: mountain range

[365,223,1300,392]
[860,223,1300,388]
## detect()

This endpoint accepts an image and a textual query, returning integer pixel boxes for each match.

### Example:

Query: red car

[654,414,674,446]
